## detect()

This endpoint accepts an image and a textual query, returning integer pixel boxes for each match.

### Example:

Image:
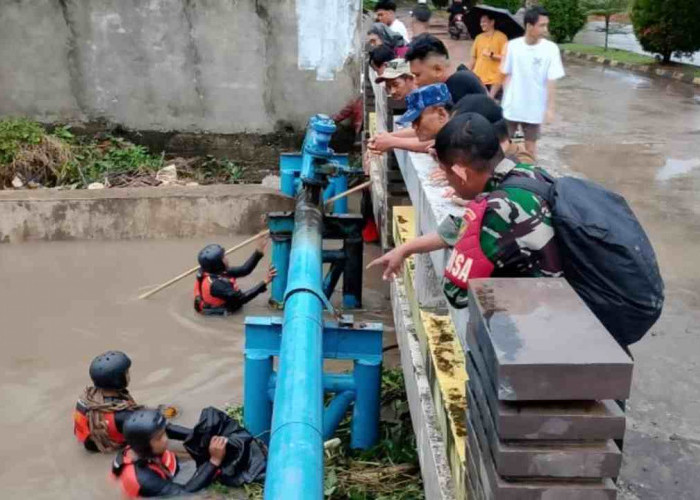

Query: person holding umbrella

[468,12,508,99]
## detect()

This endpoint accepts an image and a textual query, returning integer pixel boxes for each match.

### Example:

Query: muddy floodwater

[0,237,395,499]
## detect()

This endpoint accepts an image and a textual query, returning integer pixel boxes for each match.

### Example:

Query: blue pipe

[351,359,382,449]
[323,391,356,440]
[331,175,349,214]
[267,372,357,400]
[264,115,337,500]
[243,353,273,443]
[264,199,325,500]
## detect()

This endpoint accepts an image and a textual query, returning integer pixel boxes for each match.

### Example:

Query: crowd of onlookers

[364,0,564,159]
[362,2,663,356]
[363,1,568,305]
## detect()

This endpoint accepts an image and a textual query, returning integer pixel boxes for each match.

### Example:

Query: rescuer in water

[194,236,277,315]
[112,409,228,497]
[74,351,191,453]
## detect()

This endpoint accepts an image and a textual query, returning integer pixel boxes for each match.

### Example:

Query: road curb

[561,49,700,87]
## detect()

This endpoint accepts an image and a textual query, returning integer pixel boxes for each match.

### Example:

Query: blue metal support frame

[323,391,356,440]
[244,315,383,457]
[268,212,364,309]
[279,153,351,214]
[245,115,383,499]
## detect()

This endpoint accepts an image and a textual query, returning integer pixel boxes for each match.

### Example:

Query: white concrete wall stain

[296,0,359,81]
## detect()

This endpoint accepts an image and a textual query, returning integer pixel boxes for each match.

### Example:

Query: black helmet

[198,244,226,273]
[89,351,131,390]
[124,409,167,458]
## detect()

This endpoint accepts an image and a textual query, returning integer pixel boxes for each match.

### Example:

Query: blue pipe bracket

[245,115,383,500]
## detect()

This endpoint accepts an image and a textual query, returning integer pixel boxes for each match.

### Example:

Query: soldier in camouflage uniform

[367,112,561,307]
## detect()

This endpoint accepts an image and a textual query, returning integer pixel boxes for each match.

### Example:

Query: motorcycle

[449,13,468,40]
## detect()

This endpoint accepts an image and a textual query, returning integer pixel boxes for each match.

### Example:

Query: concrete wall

[0,185,296,242]
[0,0,360,133]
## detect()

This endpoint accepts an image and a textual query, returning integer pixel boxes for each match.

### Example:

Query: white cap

[418,0,427,3]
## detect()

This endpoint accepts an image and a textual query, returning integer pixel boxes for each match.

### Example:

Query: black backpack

[501,170,664,347]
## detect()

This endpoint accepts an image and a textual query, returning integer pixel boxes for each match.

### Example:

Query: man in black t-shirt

[405,34,486,102]
[366,34,486,156]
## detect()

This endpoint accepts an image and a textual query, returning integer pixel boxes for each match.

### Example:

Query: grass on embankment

[560,43,700,78]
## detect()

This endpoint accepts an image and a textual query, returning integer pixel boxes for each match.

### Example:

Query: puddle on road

[656,158,700,181]
[0,237,394,499]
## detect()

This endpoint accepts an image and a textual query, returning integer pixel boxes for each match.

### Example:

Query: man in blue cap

[397,83,453,142]
[368,83,452,155]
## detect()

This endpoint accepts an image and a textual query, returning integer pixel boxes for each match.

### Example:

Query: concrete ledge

[394,147,470,352]
[561,49,700,87]
[394,207,469,500]
[392,277,456,500]
[0,185,296,242]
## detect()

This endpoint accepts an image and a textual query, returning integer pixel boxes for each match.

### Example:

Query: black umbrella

[465,5,524,40]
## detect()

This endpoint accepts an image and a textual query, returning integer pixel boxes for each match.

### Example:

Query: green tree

[631,0,700,64]
[484,0,524,14]
[584,0,629,51]
[541,0,587,43]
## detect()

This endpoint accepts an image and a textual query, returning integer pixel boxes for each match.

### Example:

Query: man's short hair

[481,12,496,22]
[405,34,450,62]
[374,0,397,11]
[524,6,549,28]
[435,113,500,172]
[369,45,397,69]
[452,95,508,140]
[412,4,432,23]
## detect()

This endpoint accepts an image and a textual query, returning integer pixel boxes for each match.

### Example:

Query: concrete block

[466,416,618,500]
[467,386,622,478]
[467,350,625,441]
[468,278,634,401]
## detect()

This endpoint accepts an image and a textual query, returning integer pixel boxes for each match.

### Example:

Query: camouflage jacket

[439,160,562,308]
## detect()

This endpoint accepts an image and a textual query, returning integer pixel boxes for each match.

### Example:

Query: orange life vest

[113,447,179,498]
[444,197,495,289]
[193,271,237,314]
[73,400,125,447]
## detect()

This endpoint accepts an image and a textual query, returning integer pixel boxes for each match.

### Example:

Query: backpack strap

[499,169,555,205]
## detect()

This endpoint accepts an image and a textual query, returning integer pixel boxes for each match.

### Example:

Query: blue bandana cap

[397,83,452,125]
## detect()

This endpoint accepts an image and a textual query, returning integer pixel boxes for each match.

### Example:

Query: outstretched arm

[226,250,264,278]
[226,236,269,278]
[366,232,449,281]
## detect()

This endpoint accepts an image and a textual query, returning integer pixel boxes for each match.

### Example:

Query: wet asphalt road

[540,58,700,500]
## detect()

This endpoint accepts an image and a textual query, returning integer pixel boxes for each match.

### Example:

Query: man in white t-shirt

[374,0,410,44]
[501,6,565,158]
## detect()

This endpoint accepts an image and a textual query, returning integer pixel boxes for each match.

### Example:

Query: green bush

[631,0,700,64]
[541,0,587,43]
[0,117,44,165]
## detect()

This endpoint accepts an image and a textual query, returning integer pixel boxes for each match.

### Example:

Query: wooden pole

[137,230,269,300]
[137,180,372,300]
